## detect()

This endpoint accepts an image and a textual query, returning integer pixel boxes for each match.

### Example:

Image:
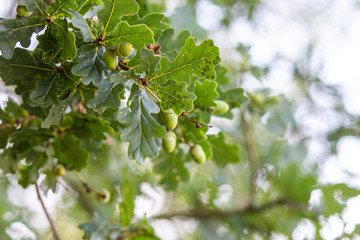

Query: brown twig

[35,183,62,240]
[179,112,212,128]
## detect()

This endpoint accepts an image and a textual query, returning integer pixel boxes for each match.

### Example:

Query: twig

[35,183,61,240]
[74,171,92,193]
[179,112,212,128]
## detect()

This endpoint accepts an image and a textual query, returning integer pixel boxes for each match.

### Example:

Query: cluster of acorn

[162,110,208,164]
[103,42,134,69]
[162,99,229,164]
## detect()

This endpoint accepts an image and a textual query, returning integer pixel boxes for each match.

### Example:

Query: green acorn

[96,189,110,203]
[115,42,134,57]
[190,144,206,164]
[163,131,176,153]
[54,164,66,176]
[103,50,118,70]
[213,100,229,115]
[162,109,178,130]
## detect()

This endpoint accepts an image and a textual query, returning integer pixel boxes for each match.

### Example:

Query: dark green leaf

[34,28,61,63]
[0,148,18,174]
[18,150,47,188]
[50,18,77,61]
[61,113,114,141]
[29,74,59,107]
[87,81,125,112]
[71,44,107,85]
[119,89,167,163]
[10,129,53,154]
[52,134,90,170]
[0,18,45,59]
[65,9,95,42]
[0,48,54,86]
[0,127,15,149]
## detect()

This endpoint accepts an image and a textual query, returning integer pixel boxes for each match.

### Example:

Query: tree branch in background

[240,109,260,199]
[152,198,308,220]
[35,183,62,240]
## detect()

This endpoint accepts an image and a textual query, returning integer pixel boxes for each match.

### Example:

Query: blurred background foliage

[1,0,360,239]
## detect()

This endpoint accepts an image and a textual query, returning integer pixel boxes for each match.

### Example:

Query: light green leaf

[193,79,219,109]
[157,28,191,62]
[119,89,167,163]
[0,18,45,59]
[87,81,125,112]
[152,38,221,84]
[154,150,190,190]
[151,80,196,115]
[71,44,107,85]
[52,134,90,170]
[218,87,247,109]
[208,132,241,167]
[98,0,139,36]
[122,13,170,41]
[104,21,154,49]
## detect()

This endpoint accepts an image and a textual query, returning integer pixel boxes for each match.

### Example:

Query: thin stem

[74,172,102,195]
[145,86,161,103]
[35,183,61,240]
[179,113,212,128]
[100,43,112,51]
